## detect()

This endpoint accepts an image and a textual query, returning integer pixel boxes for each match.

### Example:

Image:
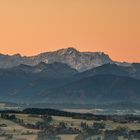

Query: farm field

[0,117,38,140]
[53,116,140,130]
[15,114,43,124]
[58,134,77,140]
[0,110,140,140]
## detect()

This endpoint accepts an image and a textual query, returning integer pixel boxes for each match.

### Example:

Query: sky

[0,0,140,62]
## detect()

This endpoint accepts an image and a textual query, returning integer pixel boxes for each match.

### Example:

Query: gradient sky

[0,0,140,62]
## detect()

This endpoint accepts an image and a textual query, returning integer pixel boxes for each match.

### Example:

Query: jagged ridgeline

[0,48,139,104]
[0,47,120,71]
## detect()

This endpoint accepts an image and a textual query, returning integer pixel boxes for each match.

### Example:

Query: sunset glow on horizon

[0,0,140,62]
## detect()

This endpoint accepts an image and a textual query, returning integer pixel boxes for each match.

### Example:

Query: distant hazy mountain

[42,75,140,104]
[77,63,140,80]
[0,62,77,102]
[0,47,114,71]
[0,48,139,105]
[13,62,78,78]
[0,62,139,104]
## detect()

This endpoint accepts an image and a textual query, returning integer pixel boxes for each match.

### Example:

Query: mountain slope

[42,75,140,104]
[0,58,139,104]
[0,62,78,102]
[77,63,140,79]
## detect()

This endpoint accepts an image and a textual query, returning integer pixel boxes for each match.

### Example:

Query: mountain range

[0,47,130,71]
[0,48,139,105]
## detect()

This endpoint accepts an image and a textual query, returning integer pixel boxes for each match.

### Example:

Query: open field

[0,117,38,140]
[53,116,140,130]
[52,116,94,127]
[13,135,38,140]
[0,111,140,140]
[15,114,43,124]
[58,134,77,140]
[105,120,140,130]
[0,117,35,132]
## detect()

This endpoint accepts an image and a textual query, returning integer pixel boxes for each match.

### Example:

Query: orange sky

[0,0,140,62]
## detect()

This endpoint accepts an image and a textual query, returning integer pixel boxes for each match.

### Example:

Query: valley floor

[1,110,140,140]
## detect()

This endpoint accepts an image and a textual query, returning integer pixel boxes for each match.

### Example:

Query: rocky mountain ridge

[0,47,126,71]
